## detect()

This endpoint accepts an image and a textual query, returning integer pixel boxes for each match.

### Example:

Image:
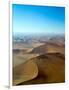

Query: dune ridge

[13,52,65,85]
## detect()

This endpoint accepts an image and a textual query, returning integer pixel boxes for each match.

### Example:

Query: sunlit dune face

[13,60,38,85]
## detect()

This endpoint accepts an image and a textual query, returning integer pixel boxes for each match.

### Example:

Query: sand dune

[13,52,65,85]
[13,53,39,67]
[13,60,38,85]
[29,43,64,54]
[13,35,65,85]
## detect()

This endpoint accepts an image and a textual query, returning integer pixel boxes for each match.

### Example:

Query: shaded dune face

[13,49,20,54]
[29,43,64,54]
[13,53,65,85]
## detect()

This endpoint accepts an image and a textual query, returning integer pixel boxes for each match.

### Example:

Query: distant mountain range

[13,34,65,44]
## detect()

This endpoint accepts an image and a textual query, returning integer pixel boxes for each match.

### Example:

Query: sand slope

[13,60,38,85]
[13,53,65,85]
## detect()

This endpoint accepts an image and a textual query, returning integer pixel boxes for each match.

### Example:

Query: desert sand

[13,35,65,85]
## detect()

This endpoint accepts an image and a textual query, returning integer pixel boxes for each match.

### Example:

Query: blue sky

[12,4,65,35]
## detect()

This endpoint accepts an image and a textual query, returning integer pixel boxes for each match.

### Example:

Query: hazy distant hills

[13,34,65,44]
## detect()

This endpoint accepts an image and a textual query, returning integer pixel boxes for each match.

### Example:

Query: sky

[12,4,65,35]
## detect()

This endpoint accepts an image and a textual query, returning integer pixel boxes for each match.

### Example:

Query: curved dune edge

[18,53,65,85]
[13,60,38,85]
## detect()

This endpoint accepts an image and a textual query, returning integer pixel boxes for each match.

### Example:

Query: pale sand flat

[13,60,38,85]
